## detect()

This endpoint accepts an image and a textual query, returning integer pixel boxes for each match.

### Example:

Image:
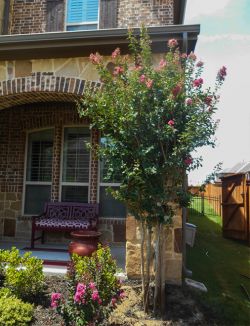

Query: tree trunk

[153,222,162,315]
[144,225,152,312]
[160,226,167,317]
[140,219,146,303]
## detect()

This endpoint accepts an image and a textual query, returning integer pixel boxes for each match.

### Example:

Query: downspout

[182,31,188,282]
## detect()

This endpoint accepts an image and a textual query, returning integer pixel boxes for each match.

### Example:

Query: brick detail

[89,129,99,204]
[0,72,101,110]
[51,125,62,202]
[10,0,47,35]
[117,0,174,28]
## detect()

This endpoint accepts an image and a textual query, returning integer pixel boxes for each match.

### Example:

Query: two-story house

[0,0,199,283]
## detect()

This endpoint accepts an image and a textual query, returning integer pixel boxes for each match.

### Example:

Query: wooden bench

[31,202,99,248]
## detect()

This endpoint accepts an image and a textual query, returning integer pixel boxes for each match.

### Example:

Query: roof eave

[0,24,200,60]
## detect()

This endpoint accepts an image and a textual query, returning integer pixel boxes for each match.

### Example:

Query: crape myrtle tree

[78,28,226,316]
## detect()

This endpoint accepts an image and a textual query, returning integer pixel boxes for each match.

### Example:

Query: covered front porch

[0,98,126,248]
[0,241,126,273]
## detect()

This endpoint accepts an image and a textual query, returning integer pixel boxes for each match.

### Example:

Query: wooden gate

[221,174,250,243]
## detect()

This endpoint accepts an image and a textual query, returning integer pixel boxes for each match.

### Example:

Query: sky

[184,0,250,185]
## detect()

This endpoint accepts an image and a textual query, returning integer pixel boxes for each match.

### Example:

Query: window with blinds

[61,127,90,202]
[99,137,126,218]
[66,0,99,31]
[24,129,54,215]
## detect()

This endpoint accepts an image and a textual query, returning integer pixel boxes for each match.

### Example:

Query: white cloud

[185,0,233,21]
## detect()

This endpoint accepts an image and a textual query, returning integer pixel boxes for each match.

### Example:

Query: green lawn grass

[187,207,250,326]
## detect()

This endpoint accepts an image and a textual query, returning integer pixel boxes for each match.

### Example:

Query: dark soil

[32,275,215,326]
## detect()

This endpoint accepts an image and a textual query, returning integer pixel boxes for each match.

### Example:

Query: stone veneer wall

[8,0,174,35]
[126,206,183,284]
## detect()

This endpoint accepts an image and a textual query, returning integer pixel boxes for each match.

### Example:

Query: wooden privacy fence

[221,174,250,244]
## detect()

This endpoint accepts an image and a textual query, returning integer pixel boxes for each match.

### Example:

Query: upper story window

[66,0,99,31]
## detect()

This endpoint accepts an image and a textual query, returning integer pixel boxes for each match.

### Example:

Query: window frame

[65,0,100,32]
[97,137,126,218]
[22,127,54,216]
[59,125,92,203]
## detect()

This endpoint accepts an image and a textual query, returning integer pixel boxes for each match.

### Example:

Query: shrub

[0,295,34,326]
[51,245,125,326]
[0,247,44,301]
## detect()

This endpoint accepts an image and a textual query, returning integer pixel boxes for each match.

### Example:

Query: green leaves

[79,28,225,224]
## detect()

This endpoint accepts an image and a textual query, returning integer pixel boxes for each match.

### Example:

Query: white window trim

[22,128,54,216]
[59,125,91,203]
[65,0,100,31]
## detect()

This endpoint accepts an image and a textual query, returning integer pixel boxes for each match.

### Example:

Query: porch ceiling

[0,92,80,110]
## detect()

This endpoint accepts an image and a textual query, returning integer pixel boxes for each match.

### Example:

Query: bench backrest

[44,202,99,220]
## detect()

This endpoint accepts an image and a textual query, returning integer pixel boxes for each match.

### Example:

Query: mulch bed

[32,275,215,326]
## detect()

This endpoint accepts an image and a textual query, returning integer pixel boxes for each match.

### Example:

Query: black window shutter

[46,0,64,32]
[99,0,118,29]
[2,0,11,35]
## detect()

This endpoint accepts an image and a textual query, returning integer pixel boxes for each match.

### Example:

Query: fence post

[201,193,205,216]
[219,194,222,216]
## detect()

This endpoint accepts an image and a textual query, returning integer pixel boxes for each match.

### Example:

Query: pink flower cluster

[89,53,102,65]
[73,282,102,305]
[159,59,167,69]
[204,96,212,106]
[184,156,193,166]
[139,75,153,89]
[113,66,124,75]
[92,290,102,304]
[217,66,227,81]
[167,119,175,127]
[168,39,178,48]
[188,52,197,61]
[112,47,120,59]
[172,84,182,97]
[51,293,61,308]
[193,78,203,87]
[196,61,204,67]
[185,98,193,106]
[74,283,87,304]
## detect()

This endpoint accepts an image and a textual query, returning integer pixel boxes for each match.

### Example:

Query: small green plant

[51,245,125,326]
[0,295,34,326]
[0,247,44,301]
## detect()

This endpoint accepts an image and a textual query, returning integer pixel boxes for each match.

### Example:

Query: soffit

[0,25,200,60]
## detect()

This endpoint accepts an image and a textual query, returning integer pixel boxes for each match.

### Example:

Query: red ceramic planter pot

[68,230,102,257]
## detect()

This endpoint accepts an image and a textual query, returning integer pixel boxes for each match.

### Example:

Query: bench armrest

[32,213,45,219]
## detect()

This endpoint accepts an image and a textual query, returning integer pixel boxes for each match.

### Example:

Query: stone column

[126,205,183,285]
[89,129,99,204]
[51,125,62,202]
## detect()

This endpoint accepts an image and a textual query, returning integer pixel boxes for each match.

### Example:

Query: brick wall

[0,102,126,243]
[8,0,174,35]
[10,0,47,34]
[0,102,93,240]
[117,0,174,28]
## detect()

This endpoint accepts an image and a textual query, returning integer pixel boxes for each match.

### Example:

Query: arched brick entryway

[0,72,100,109]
